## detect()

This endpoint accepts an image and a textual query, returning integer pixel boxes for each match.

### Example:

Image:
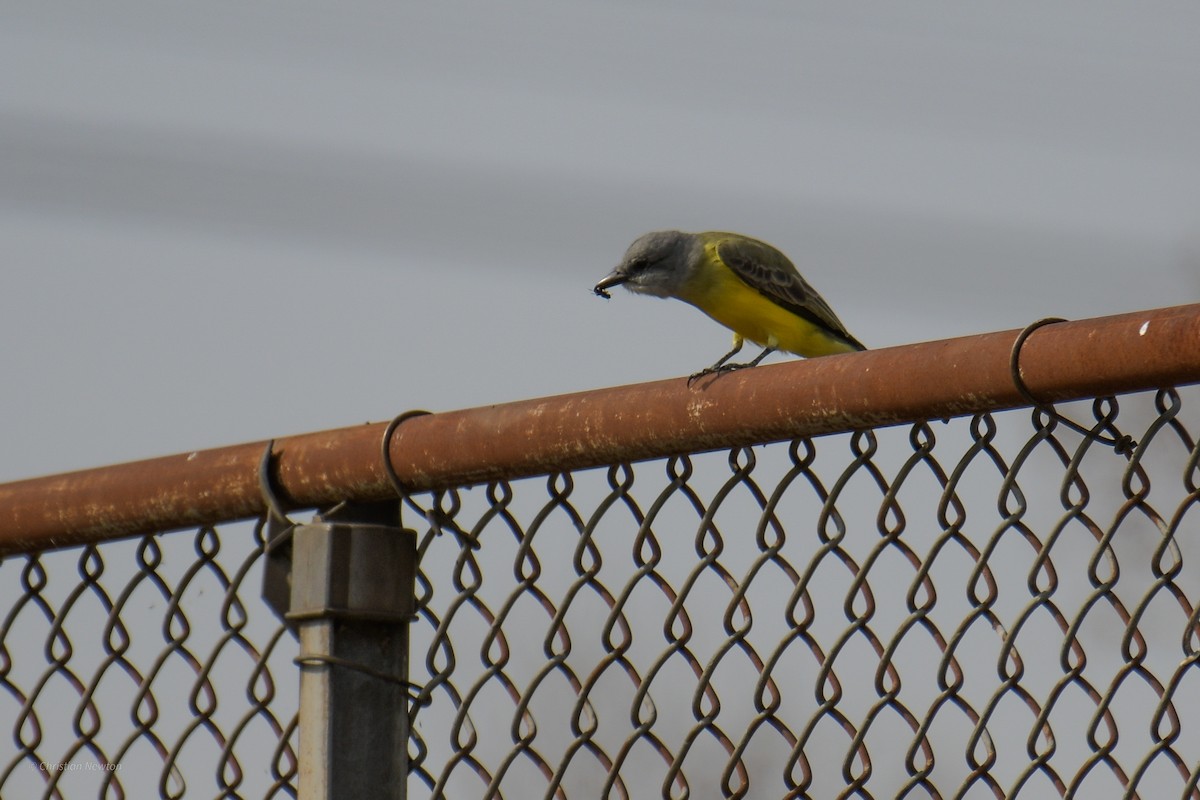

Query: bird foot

[686,362,752,386]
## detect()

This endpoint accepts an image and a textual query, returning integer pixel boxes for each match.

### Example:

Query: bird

[594,230,865,381]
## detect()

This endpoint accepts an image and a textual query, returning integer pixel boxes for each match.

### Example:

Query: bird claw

[686,362,749,386]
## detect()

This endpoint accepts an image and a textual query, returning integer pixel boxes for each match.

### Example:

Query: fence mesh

[2,387,1199,798]
[0,519,297,799]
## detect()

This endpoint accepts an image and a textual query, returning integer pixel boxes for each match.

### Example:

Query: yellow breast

[677,246,856,358]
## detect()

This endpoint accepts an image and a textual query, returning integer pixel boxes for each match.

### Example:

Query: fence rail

[2,303,1199,799]
[3,304,1198,555]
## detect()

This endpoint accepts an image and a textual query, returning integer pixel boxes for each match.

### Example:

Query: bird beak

[593,269,629,299]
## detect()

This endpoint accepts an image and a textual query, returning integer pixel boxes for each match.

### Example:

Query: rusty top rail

[2,303,1199,556]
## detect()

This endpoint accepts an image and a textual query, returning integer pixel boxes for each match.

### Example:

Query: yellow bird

[595,230,865,380]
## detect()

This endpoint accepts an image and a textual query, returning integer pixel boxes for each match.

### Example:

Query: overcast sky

[3,1,1199,482]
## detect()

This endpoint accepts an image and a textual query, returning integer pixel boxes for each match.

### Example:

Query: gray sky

[3,1,1199,481]
[4,6,1200,797]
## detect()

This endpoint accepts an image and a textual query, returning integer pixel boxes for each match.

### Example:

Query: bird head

[594,230,696,299]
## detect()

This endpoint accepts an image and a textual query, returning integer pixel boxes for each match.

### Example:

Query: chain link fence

[2,312,1199,798]
[0,519,297,799]
[398,390,1200,799]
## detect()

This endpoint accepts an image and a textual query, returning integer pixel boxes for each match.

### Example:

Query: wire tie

[1009,318,1136,458]
[381,410,433,500]
[258,439,297,529]
[294,653,422,698]
[381,410,481,550]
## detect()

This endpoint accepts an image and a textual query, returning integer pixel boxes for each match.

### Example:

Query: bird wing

[713,234,865,350]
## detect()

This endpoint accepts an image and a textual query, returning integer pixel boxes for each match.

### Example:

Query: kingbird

[594,230,866,380]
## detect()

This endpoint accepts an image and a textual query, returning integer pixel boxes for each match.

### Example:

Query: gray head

[594,230,700,299]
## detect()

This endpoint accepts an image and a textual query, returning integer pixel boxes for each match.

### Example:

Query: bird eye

[628,257,649,272]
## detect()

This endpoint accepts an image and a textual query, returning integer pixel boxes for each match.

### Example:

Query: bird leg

[688,344,777,385]
[688,340,743,384]
[742,346,777,368]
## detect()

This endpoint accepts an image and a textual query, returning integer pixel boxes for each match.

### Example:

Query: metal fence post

[285,502,416,800]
